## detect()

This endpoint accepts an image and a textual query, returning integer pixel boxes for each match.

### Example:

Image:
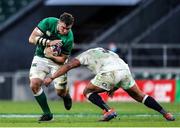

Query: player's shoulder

[67,30,74,40]
[87,47,105,53]
[41,17,59,23]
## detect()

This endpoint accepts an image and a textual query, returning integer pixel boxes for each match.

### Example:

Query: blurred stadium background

[0,0,180,104]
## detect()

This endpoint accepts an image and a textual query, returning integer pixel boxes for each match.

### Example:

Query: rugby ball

[51,45,61,56]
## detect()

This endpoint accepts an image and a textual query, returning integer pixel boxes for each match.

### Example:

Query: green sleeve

[37,18,49,33]
[61,30,74,55]
[61,40,74,55]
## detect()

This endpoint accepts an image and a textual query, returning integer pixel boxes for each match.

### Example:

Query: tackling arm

[52,58,81,79]
[50,53,69,64]
[43,58,81,86]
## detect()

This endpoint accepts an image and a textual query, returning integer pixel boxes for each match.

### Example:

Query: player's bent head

[59,12,74,26]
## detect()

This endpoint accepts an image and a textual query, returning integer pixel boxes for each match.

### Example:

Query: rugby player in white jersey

[43,47,175,121]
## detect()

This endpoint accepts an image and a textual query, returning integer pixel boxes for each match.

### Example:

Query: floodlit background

[0,0,180,103]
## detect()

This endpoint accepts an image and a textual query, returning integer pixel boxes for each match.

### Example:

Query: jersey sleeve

[37,18,49,33]
[61,40,74,55]
[75,51,89,65]
[61,31,74,55]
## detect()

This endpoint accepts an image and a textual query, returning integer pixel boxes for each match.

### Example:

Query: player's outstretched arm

[43,58,81,86]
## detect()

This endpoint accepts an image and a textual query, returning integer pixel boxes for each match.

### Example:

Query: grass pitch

[0,101,179,127]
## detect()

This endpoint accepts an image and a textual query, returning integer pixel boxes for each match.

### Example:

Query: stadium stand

[0,0,43,32]
[0,0,179,69]
[84,0,180,68]
[90,0,180,44]
[0,0,32,24]
[74,6,136,44]
[134,71,180,80]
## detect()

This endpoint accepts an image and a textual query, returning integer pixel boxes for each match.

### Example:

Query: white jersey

[75,47,129,74]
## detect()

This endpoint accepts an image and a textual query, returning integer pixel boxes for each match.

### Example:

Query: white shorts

[91,69,135,91]
[29,56,67,90]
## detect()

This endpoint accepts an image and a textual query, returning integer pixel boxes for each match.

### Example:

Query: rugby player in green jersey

[44,47,175,122]
[29,12,74,122]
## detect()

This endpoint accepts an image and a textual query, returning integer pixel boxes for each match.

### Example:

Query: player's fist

[47,40,62,46]
[43,77,53,87]
[44,46,54,58]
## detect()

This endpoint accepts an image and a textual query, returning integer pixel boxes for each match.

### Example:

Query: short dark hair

[59,12,74,26]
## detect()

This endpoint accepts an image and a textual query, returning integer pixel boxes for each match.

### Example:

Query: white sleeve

[75,52,89,65]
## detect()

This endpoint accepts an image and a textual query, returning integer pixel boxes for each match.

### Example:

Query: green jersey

[35,17,74,57]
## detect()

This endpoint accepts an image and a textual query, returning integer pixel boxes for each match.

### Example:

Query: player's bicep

[29,27,44,44]
[60,53,69,62]
[67,58,81,69]
[75,52,89,65]
[51,53,68,64]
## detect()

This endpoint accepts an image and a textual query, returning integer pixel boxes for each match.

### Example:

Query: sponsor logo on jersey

[102,83,108,88]
[46,31,51,36]
[32,63,37,67]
